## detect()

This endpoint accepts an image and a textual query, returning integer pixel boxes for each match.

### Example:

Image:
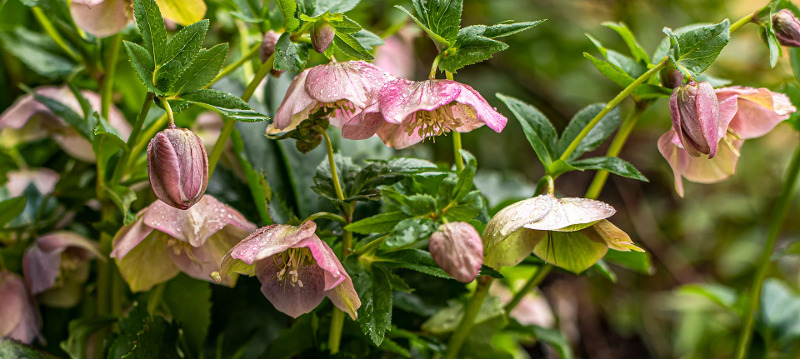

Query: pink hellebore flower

[23,232,101,308]
[0,271,41,344]
[216,221,361,319]
[346,79,508,149]
[6,168,59,197]
[70,0,132,38]
[659,86,796,196]
[0,86,131,162]
[111,195,256,292]
[269,61,394,134]
[670,81,720,157]
[428,222,483,283]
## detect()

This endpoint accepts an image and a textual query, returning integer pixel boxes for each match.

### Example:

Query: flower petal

[452,84,508,133]
[294,236,344,290]
[271,69,316,132]
[6,168,59,197]
[169,226,247,287]
[143,195,256,247]
[681,134,743,184]
[429,222,483,283]
[110,214,154,259]
[728,87,794,139]
[341,104,384,140]
[0,271,41,344]
[70,0,131,37]
[379,79,462,124]
[375,122,423,149]
[24,231,100,295]
[306,61,392,109]
[116,232,180,292]
[658,130,688,197]
[221,221,318,278]
[483,228,545,269]
[255,256,326,318]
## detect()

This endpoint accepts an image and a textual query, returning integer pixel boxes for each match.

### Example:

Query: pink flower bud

[311,21,335,53]
[260,30,280,63]
[670,81,720,158]
[147,128,208,210]
[660,65,684,89]
[774,9,800,47]
[429,222,483,283]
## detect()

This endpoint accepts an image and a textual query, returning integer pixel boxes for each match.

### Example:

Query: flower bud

[311,21,335,53]
[773,9,800,47]
[147,128,208,210]
[429,222,483,283]
[260,31,284,77]
[669,81,720,158]
[660,64,684,89]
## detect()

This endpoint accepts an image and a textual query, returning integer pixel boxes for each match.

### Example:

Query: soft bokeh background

[2,0,800,358]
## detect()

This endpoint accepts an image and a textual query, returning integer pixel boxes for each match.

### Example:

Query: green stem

[319,128,346,201]
[504,265,552,313]
[305,211,347,225]
[208,54,274,177]
[236,21,255,81]
[559,58,667,162]
[207,43,260,89]
[32,7,80,62]
[147,283,167,314]
[328,310,345,353]
[734,143,800,359]
[584,103,648,199]
[110,93,154,184]
[445,276,493,359]
[429,53,442,79]
[730,11,756,33]
[101,33,123,119]
[164,97,175,127]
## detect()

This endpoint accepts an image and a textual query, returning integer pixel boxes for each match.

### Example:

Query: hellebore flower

[348,79,508,149]
[23,232,101,308]
[111,195,256,292]
[0,86,131,162]
[659,86,796,196]
[259,31,284,77]
[215,221,361,319]
[70,0,206,38]
[147,127,209,210]
[490,283,554,327]
[428,222,483,283]
[774,9,800,47]
[670,81,720,157]
[6,168,59,197]
[483,195,642,273]
[0,271,41,344]
[269,61,394,134]
[374,33,416,79]
[311,21,335,53]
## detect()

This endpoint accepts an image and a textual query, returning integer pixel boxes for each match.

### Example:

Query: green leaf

[438,28,508,73]
[157,19,209,90]
[496,94,557,167]
[557,103,621,161]
[273,32,305,72]
[569,156,648,182]
[385,217,438,247]
[680,283,737,309]
[314,0,360,16]
[382,189,437,217]
[393,5,449,48]
[264,316,314,358]
[277,0,299,31]
[533,231,608,274]
[352,30,384,50]
[333,32,374,60]
[163,274,212,354]
[346,212,411,234]
[422,295,504,334]
[506,321,574,359]
[173,89,270,122]
[30,89,94,140]
[603,249,653,275]
[103,185,137,225]
[376,249,450,278]
[134,0,168,64]
[125,41,162,95]
[0,196,26,227]
[356,265,393,346]
[791,48,800,86]
[663,20,730,77]
[601,22,650,63]
[124,316,181,359]
[411,0,462,45]
[481,20,545,38]
[60,316,117,359]
[0,338,60,359]
[171,43,228,95]
[584,53,670,99]
[0,28,76,79]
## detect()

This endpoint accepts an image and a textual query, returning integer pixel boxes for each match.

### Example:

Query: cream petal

[116,232,180,292]
[70,0,131,38]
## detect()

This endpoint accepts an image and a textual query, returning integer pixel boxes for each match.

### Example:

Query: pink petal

[375,122,423,149]
[374,36,415,79]
[272,69,317,132]
[378,79,462,125]
[147,132,186,208]
[658,130,688,197]
[429,222,483,283]
[324,258,361,320]
[6,168,59,197]
[143,195,257,248]
[293,236,345,290]
[341,104,384,140]
[110,214,154,259]
[70,0,131,38]
[226,222,317,265]
[24,231,100,294]
[451,84,508,133]
[728,88,794,139]
[306,61,393,110]
[0,271,40,344]
[681,134,743,184]
[0,87,66,130]
[255,256,327,318]
[169,226,248,287]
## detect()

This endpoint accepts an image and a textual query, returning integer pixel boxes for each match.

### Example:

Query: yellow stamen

[404,105,464,141]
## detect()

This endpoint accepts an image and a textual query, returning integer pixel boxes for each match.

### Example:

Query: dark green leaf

[557,103,621,161]
[264,316,314,358]
[352,30,384,50]
[569,156,648,182]
[163,274,212,354]
[157,19,209,90]
[376,249,450,278]
[277,0,299,31]
[274,32,305,72]
[584,53,670,99]
[124,315,181,359]
[134,0,168,64]
[60,316,117,359]
[496,94,557,167]
[125,41,162,95]
[421,295,504,334]
[382,189,436,216]
[481,20,545,38]
[103,185,137,225]
[314,0,360,16]
[30,89,93,140]
[506,321,574,359]
[0,196,26,227]
[438,28,508,73]
[357,265,393,346]
[333,32,374,60]
[663,20,730,77]
[0,338,59,359]
[601,22,650,63]
[172,43,229,95]
[0,28,76,79]
[385,217,438,247]
[410,0,462,45]
[173,89,270,122]
[393,5,449,48]
[603,249,654,274]
[346,212,411,234]
[791,47,800,86]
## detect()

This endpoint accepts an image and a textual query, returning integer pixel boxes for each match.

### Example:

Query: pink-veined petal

[255,257,327,318]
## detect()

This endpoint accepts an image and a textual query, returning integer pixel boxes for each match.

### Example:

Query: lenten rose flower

[659,86,796,196]
[483,195,642,273]
[70,0,206,38]
[0,271,41,344]
[111,195,256,292]
[268,61,394,134]
[670,81,720,157]
[23,232,101,308]
[428,222,483,283]
[6,169,59,197]
[215,221,361,319]
[0,86,131,162]
[346,79,508,149]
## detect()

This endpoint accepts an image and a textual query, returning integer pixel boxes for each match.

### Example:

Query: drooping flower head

[349,79,508,149]
[111,195,256,292]
[670,81,720,157]
[483,195,642,273]
[0,271,41,344]
[428,222,483,283]
[269,61,394,134]
[70,0,206,38]
[0,86,131,162]
[773,9,800,47]
[147,127,209,210]
[23,232,101,308]
[216,221,361,319]
[659,86,796,196]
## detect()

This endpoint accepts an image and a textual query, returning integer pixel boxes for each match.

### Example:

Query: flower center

[403,105,464,140]
[272,248,315,289]
[318,99,358,123]
[166,237,202,264]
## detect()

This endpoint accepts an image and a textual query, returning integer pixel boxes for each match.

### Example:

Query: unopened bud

[774,9,800,47]
[260,31,284,77]
[429,222,483,283]
[311,21,335,53]
[670,81,720,158]
[660,64,684,89]
[147,128,208,210]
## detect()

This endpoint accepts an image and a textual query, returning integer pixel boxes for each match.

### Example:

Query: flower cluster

[270,60,508,149]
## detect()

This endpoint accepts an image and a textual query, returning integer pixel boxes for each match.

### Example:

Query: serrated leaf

[0,28,76,79]
[0,196,26,227]
[346,212,411,234]
[662,19,730,77]
[314,0,360,16]
[0,338,60,359]
[173,89,270,122]
[103,185,137,224]
[438,29,507,73]
[411,0,462,45]
[171,43,228,95]
[163,274,211,354]
[496,94,557,167]
[277,0,299,31]
[60,316,117,359]
[601,22,650,63]
[124,316,181,359]
[376,249,450,278]
[569,156,648,182]
[357,265,393,346]
[352,29,384,50]
[384,217,437,247]
[274,32,305,72]
[393,5,449,48]
[557,103,621,161]
[157,19,209,90]
[134,0,168,64]
[583,53,670,99]
[481,20,545,38]
[125,41,162,95]
[333,32,374,60]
